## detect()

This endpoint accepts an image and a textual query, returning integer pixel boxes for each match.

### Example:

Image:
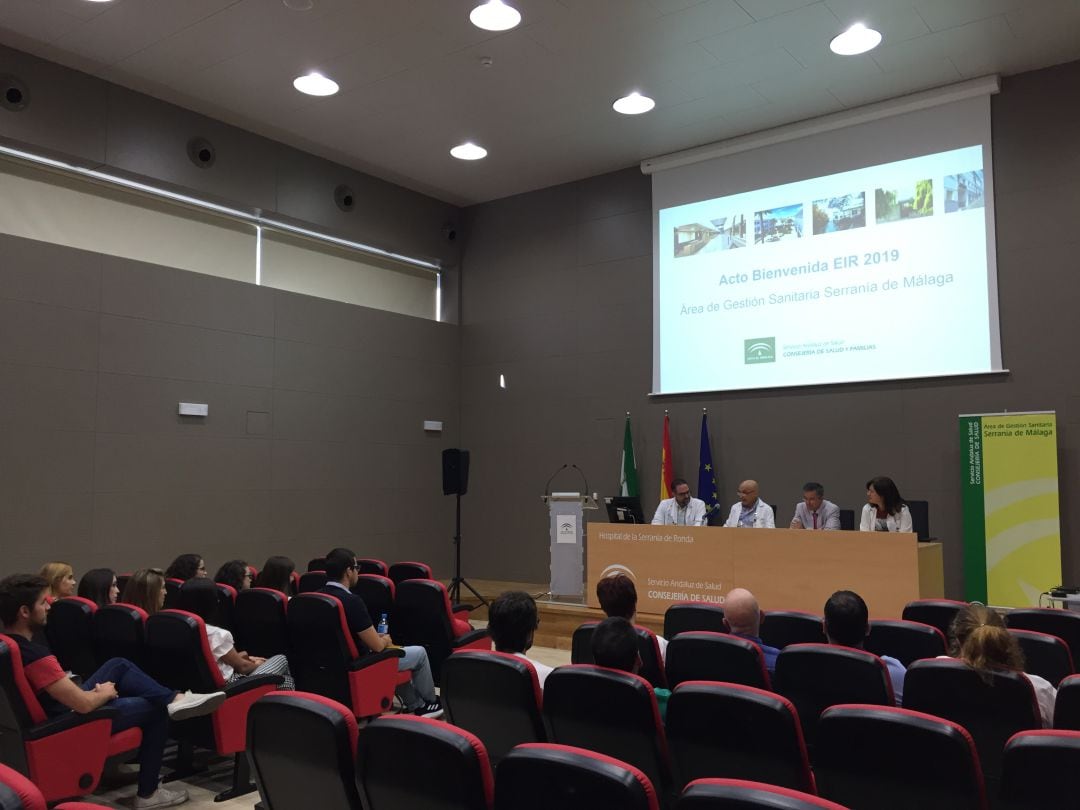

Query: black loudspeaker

[442,449,469,496]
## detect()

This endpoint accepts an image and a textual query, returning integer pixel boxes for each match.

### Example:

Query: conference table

[586,524,944,618]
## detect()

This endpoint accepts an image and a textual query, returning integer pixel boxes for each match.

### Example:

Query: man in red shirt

[0,574,226,809]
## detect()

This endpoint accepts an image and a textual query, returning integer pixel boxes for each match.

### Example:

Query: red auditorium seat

[143,610,282,801]
[286,593,404,719]
[903,658,1040,789]
[663,602,727,639]
[357,714,493,810]
[901,599,967,639]
[233,587,290,659]
[494,743,659,810]
[247,691,362,810]
[773,644,894,747]
[676,779,849,810]
[760,611,827,650]
[544,664,673,804]
[666,682,813,793]
[442,650,547,764]
[93,603,147,669]
[42,598,99,681]
[0,762,113,810]
[665,632,770,690]
[570,622,667,689]
[865,619,947,667]
[0,635,141,803]
[815,704,986,810]
[392,580,490,685]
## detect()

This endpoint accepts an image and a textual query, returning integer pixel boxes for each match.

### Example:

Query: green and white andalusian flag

[620,415,639,497]
[960,411,1061,607]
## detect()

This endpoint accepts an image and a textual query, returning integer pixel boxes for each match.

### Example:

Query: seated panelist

[789,482,840,530]
[651,478,707,526]
[859,476,912,532]
[723,480,775,528]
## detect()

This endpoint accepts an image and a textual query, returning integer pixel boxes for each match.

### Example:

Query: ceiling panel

[0,0,1079,205]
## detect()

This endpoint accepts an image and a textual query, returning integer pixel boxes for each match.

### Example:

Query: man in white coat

[723,479,776,528]
[651,478,708,526]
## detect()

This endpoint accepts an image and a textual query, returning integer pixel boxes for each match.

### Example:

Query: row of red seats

[437,651,1080,809]
[661,601,1077,686]
[45,571,483,685]
[244,687,1080,810]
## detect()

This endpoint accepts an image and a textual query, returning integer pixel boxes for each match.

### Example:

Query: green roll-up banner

[959,411,1061,606]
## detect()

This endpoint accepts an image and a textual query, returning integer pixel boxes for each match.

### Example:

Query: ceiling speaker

[186,136,216,168]
[334,184,356,212]
[0,75,29,112]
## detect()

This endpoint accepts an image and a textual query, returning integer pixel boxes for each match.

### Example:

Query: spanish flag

[660,413,674,501]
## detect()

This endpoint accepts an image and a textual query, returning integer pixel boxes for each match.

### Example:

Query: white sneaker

[134,785,189,809]
[167,690,226,721]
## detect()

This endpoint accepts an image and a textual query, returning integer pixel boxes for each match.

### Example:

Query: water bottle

[377,612,389,635]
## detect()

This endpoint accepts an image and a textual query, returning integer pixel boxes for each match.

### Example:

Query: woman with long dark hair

[859,476,912,532]
[78,568,119,608]
[165,554,206,581]
[214,560,251,592]
[253,556,295,595]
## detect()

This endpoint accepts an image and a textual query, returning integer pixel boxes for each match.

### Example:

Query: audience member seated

[593,617,670,720]
[122,568,167,616]
[318,547,443,718]
[307,557,327,572]
[78,568,120,609]
[254,556,295,595]
[723,588,780,675]
[487,591,553,688]
[213,560,251,593]
[947,603,1056,726]
[38,562,75,603]
[859,476,912,533]
[597,574,668,661]
[824,590,905,705]
[177,578,294,690]
[164,554,206,582]
[0,574,226,809]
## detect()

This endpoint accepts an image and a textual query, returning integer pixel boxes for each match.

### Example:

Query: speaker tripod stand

[448,491,487,607]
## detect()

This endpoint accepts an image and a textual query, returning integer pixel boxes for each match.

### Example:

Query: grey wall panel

[98,315,275,387]
[0,233,102,310]
[0,363,98,431]
[95,373,274,437]
[100,254,275,337]
[458,61,1080,597]
[94,433,272,493]
[0,298,99,371]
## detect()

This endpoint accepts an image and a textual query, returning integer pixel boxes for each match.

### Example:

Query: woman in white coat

[859,476,912,532]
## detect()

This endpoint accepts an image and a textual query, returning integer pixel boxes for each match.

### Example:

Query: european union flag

[698,412,721,524]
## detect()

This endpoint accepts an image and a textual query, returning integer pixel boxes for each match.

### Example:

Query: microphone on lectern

[544,464,568,496]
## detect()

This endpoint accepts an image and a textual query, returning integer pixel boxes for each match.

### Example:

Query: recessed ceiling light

[469,0,521,32]
[612,92,655,115]
[829,23,882,56]
[282,0,315,9]
[293,72,339,96]
[83,0,114,3]
[450,142,488,161]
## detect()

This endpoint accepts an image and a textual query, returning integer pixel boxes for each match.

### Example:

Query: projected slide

[657,145,994,394]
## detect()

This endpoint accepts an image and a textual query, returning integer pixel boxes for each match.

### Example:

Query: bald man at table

[723,480,776,529]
